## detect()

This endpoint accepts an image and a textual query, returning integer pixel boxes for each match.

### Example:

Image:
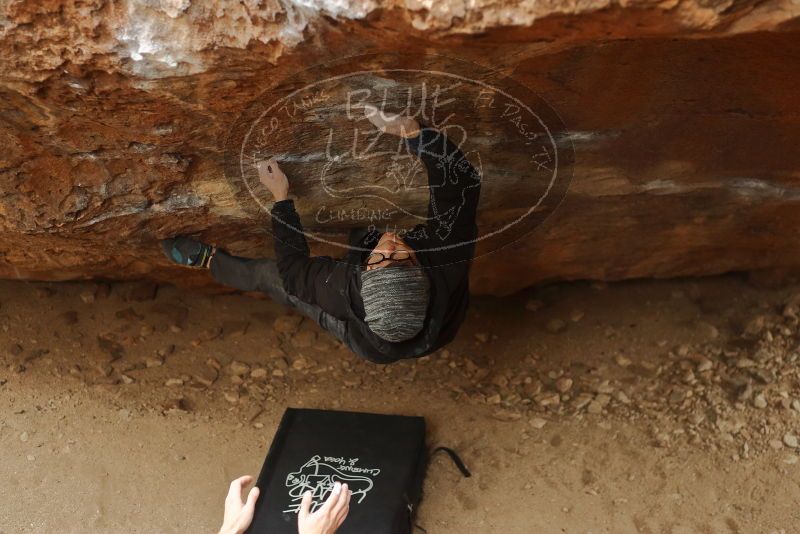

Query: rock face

[1,0,799,295]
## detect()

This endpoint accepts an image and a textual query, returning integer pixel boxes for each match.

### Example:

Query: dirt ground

[2,274,800,534]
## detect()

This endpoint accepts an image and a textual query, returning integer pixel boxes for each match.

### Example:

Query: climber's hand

[363,105,420,139]
[257,157,289,202]
[298,482,351,534]
[218,475,260,534]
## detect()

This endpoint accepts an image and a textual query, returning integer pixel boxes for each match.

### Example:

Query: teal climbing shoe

[161,236,214,268]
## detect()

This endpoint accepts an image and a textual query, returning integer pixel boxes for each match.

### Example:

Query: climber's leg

[210,250,348,343]
[209,250,292,306]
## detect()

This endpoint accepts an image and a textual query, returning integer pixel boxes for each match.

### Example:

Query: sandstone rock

[1,2,798,295]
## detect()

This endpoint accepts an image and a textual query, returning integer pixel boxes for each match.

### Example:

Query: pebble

[474,332,490,343]
[492,409,522,422]
[546,319,566,334]
[744,315,767,336]
[555,377,573,393]
[292,356,310,371]
[697,321,719,339]
[587,401,603,414]
[696,358,713,372]
[250,368,268,379]
[193,371,217,388]
[769,439,784,450]
[783,434,798,448]
[19,431,29,442]
[535,392,561,407]
[145,357,163,368]
[595,394,611,407]
[573,394,594,410]
[753,394,768,409]
[529,417,547,429]
[614,355,632,367]
[615,391,631,404]
[224,391,240,404]
[229,361,251,377]
[486,394,502,405]
[569,309,584,322]
[79,290,96,304]
[165,378,184,387]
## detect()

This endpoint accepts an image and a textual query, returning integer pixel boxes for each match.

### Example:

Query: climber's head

[360,232,429,343]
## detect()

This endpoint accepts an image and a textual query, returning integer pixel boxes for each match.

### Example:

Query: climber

[161,107,482,363]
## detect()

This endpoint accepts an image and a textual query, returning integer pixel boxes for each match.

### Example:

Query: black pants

[209,251,347,343]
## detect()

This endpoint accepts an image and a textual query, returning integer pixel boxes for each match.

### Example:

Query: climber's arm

[270,200,349,309]
[260,159,350,316]
[407,126,482,250]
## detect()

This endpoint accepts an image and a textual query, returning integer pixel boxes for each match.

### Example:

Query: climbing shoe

[161,236,214,268]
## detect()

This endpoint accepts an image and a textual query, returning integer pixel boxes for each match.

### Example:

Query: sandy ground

[2,274,800,534]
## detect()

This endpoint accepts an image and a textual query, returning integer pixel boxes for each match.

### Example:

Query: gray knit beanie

[360,265,430,343]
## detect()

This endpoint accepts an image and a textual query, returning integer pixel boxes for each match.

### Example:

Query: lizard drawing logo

[317,124,483,242]
[283,455,380,514]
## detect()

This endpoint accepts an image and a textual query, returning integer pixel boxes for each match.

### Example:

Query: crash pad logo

[283,455,380,514]
[224,53,573,262]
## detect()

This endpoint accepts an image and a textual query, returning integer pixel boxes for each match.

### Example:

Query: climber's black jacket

[271,126,482,363]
